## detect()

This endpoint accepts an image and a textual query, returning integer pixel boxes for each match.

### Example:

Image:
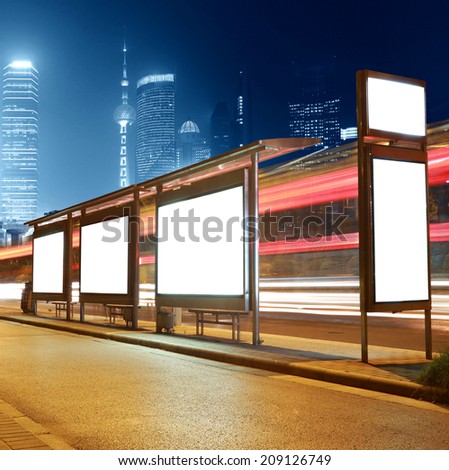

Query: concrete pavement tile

[0,405,72,450]
[6,439,51,450]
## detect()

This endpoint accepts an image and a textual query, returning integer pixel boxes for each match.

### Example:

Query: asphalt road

[1,319,448,450]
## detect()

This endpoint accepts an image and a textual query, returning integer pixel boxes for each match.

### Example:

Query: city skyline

[1,0,449,217]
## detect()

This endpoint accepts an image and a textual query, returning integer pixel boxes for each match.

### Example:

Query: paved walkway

[0,400,72,450]
[1,309,448,449]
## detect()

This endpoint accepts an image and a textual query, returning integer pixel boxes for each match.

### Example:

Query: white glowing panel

[367,77,426,136]
[373,159,429,302]
[157,186,244,296]
[33,232,64,293]
[80,216,129,294]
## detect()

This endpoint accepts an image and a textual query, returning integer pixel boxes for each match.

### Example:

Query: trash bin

[21,281,33,313]
[156,309,174,334]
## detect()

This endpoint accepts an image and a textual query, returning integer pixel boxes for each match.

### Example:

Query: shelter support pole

[80,207,85,323]
[361,309,368,363]
[132,188,140,329]
[425,309,432,360]
[65,213,73,321]
[250,152,260,345]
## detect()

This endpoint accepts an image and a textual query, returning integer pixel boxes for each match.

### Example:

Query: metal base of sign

[361,308,433,363]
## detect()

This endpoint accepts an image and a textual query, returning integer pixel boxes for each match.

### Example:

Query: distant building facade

[136,73,175,182]
[234,68,253,147]
[176,120,210,168]
[1,61,39,225]
[210,101,232,157]
[340,126,357,141]
[288,63,341,150]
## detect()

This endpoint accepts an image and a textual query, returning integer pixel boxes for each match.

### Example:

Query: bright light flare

[10,60,33,69]
[0,283,25,300]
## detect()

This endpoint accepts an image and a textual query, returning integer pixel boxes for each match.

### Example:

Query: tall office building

[1,61,39,224]
[288,63,341,150]
[176,120,210,168]
[210,101,232,157]
[234,68,253,147]
[113,35,136,188]
[135,74,175,182]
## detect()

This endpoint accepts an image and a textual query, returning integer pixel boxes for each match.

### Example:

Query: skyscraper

[1,61,39,224]
[176,120,210,168]
[288,62,341,151]
[113,34,136,188]
[210,101,232,157]
[135,74,175,182]
[234,68,253,147]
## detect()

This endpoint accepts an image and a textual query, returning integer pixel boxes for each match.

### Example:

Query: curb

[2,313,449,405]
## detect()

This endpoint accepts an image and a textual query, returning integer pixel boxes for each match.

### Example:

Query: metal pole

[250,152,260,345]
[424,309,432,360]
[132,188,140,329]
[80,207,85,322]
[65,214,73,321]
[361,309,368,363]
[129,188,140,329]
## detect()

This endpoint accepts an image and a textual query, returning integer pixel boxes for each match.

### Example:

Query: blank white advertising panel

[372,158,429,302]
[367,77,426,137]
[80,216,129,294]
[33,231,64,294]
[157,186,244,296]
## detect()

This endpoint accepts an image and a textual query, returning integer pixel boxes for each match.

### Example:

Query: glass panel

[157,186,244,296]
[33,231,64,294]
[367,77,425,136]
[372,158,429,302]
[80,216,129,295]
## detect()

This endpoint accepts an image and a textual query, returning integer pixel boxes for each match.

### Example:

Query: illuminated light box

[80,216,129,295]
[372,158,429,302]
[33,231,64,294]
[157,186,245,297]
[367,77,426,137]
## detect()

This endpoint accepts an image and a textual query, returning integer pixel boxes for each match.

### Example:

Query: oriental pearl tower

[113,31,136,188]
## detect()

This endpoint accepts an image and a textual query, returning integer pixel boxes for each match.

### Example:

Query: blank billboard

[367,77,426,137]
[157,186,244,297]
[80,216,129,295]
[372,158,429,302]
[33,231,64,294]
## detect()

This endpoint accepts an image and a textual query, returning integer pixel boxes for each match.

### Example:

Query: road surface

[0,319,448,450]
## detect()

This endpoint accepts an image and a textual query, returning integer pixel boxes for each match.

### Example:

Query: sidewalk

[2,310,448,407]
[0,399,72,450]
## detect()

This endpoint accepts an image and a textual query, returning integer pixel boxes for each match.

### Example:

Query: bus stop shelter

[26,138,319,346]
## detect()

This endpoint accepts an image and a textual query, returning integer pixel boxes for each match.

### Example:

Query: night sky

[1,0,448,216]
